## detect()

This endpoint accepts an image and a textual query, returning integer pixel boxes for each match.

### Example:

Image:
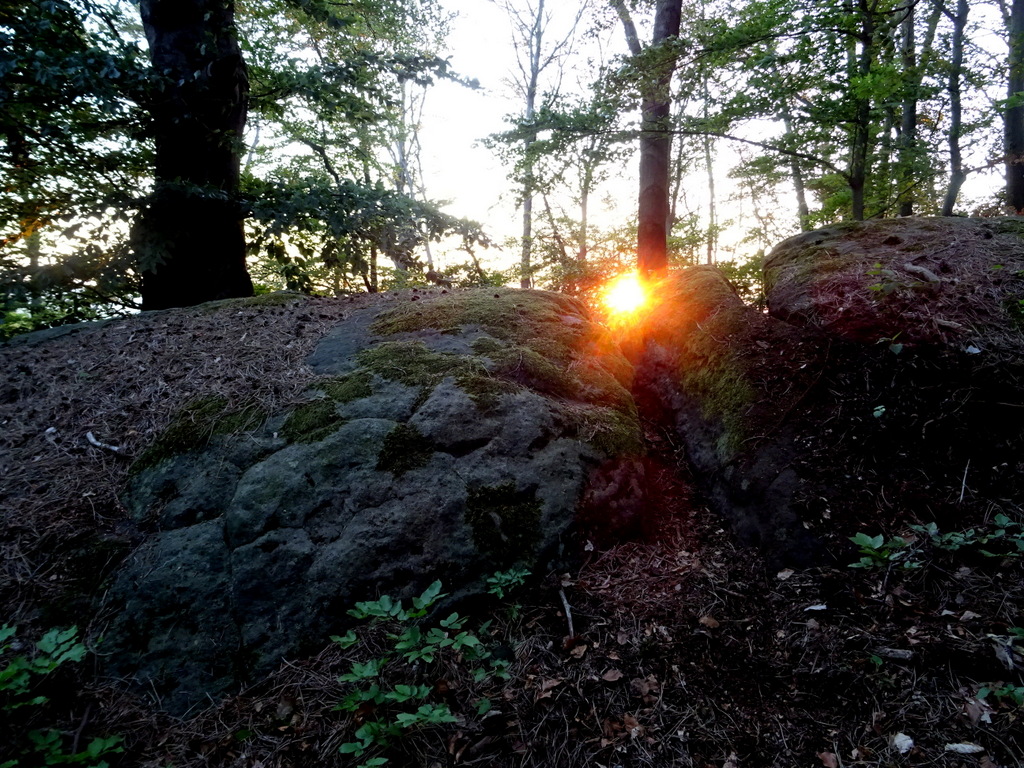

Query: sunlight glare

[602,271,647,318]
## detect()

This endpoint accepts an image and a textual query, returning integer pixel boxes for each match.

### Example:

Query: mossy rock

[133,395,266,472]
[464,482,542,564]
[375,423,435,476]
[280,399,346,444]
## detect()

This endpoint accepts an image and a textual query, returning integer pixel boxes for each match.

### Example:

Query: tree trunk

[1008,0,1024,212]
[782,107,811,230]
[941,0,969,216]
[849,0,876,221]
[633,0,682,277]
[579,165,592,261]
[519,0,545,289]
[896,1,917,216]
[135,0,253,310]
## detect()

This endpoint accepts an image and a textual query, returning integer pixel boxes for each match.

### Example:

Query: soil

[1,287,1022,768]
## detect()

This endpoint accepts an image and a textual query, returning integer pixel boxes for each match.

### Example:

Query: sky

[415,0,637,271]
[411,0,1010,275]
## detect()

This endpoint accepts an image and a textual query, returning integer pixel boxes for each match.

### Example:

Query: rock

[635,266,826,565]
[635,218,1024,567]
[103,287,645,712]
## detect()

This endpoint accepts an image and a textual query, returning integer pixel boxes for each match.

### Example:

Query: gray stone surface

[103,288,644,712]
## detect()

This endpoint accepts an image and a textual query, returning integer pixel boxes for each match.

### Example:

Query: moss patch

[317,370,374,403]
[681,355,755,459]
[375,423,435,476]
[567,405,645,457]
[280,399,346,444]
[453,372,521,412]
[372,290,581,364]
[357,341,487,388]
[368,290,638,418]
[464,483,542,563]
[133,395,266,471]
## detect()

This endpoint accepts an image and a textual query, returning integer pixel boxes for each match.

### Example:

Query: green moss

[464,483,542,562]
[371,290,583,359]
[280,399,346,444]
[454,372,522,412]
[133,395,266,471]
[356,341,487,388]
[483,344,576,399]
[569,405,645,456]
[1004,296,1024,330]
[993,218,1024,237]
[375,423,435,476]
[318,370,374,403]
[367,291,636,416]
[681,358,754,459]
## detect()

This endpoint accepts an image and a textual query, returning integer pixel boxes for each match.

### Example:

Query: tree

[492,0,587,289]
[133,0,254,310]
[0,0,148,329]
[611,0,682,278]
[1007,0,1024,212]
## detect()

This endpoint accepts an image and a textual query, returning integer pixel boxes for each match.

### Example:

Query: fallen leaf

[723,752,740,768]
[602,669,624,682]
[569,643,588,659]
[777,568,795,581]
[698,615,720,629]
[891,733,914,754]
[960,611,982,621]
[623,713,645,738]
[945,743,985,754]
[817,751,839,768]
[535,678,563,700]
[964,695,994,725]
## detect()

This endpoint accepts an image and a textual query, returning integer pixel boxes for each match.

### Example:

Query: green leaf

[331,630,358,649]
[411,580,445,611]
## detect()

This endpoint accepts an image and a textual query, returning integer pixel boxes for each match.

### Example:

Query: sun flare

[602,271,648,318]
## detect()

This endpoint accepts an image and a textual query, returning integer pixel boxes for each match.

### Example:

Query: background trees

[0,0,1020,335]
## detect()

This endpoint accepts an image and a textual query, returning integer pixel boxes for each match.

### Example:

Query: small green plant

[866,263,901,296]
[848,532,921,570]
[978,683,1024,708]
[331,579,512,767]
[911,515,1024,558]
[485,567,530,599]
[1,625,123,768]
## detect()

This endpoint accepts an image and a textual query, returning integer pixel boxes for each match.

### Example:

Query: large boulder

[100,288,644,711]
[635,218,1024,566]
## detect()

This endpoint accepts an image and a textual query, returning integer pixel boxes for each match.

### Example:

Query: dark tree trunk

[849,0,876,221]
[135,0,253,310]
[897,0,941,216]
[941,0,969,216]
[636,0,682,277]
[1008,0,1024,212]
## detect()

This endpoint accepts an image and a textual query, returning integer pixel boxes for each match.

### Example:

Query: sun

[601,271,648,318]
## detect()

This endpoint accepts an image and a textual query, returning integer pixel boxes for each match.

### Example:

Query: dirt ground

[1,288,1022,768]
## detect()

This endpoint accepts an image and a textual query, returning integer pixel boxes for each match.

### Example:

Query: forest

[2,0,1023,337]
[4,3,1024,767]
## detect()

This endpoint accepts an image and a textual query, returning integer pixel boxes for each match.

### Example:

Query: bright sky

[417,0,634,270]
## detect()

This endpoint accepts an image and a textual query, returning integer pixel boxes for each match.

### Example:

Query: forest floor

[1,291,1022,768]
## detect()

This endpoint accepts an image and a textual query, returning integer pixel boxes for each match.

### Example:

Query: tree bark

[135,0,253,310]
[849,0,876,221]
[1008,0,1024,212]
[628,0,682,277]
[520,0,544,289]
[896,0,941,216]
[941,0,969,216]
